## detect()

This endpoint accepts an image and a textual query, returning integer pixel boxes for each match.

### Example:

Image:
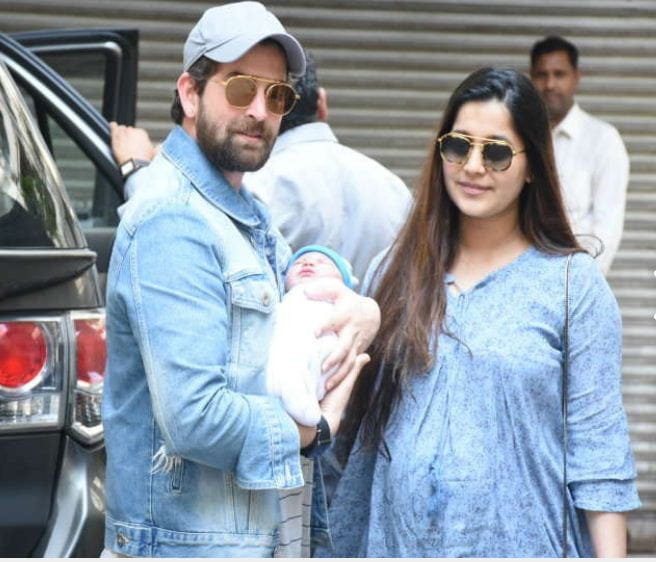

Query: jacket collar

[161,125,269,229]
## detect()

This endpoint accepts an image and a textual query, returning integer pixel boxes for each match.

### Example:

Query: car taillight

[75,317,106,385]
[0,322,47,390]
[70,312,105,444]
[0,311,106,442]
[0,320,64,430]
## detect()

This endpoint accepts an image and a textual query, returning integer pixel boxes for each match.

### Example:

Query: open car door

[1,29,138,283]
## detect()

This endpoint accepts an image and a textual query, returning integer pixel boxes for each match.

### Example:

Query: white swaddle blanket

[265,284,337,426]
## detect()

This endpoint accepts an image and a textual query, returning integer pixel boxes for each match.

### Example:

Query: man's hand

[320,353,369,436]
[109,122,157,165]
[303,278,380,391]
[296,352,370,445]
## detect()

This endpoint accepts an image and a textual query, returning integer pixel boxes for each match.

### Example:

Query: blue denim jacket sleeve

[566,254,640,511]
[119,200,303,490]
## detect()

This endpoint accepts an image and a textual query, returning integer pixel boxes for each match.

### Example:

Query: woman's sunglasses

[212,74,300,116]
[437,132,525,172]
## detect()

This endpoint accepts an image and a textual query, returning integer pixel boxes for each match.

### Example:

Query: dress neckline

[445,245,536,297]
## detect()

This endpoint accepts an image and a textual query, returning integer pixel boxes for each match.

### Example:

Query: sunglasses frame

[211,74,300,116]
[437,131,525,172]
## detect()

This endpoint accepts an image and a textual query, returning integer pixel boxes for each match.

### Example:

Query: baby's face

[285,252,343,290]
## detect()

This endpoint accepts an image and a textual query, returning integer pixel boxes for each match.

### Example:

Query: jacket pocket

[226,275,278,389]
[170,457,185,493]
[229,276,277,314]
[223,471,278,534]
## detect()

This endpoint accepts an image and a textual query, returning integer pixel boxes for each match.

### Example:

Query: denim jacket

[103,126,324,557]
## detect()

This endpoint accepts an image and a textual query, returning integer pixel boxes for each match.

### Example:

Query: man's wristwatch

[300,415,332,458]
[119,158,150,180]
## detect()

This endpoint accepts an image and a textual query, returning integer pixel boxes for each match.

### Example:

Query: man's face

[530,50,580,125]
[195,42,287,173]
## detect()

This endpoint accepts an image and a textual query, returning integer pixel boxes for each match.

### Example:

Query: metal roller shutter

[1,0,654,552]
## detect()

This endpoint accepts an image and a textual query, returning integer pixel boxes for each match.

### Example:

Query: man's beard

[196,104,276,174]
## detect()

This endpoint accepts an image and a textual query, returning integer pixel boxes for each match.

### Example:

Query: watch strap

[301,415,331,458]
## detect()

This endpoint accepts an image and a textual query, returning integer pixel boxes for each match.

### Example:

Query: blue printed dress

[318,247,640,557]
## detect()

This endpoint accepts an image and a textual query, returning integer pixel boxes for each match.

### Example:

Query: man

[243,52,412,282]
[102,2,378,557]
[530,35,630,274]
[112,54,412,283]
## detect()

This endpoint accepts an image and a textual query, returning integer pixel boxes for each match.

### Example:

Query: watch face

[120,160,134,176]
[120,159,150,179]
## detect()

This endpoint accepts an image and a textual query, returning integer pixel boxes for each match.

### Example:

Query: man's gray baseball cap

[183,2,305,76]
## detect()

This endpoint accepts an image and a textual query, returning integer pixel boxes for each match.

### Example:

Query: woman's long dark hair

[337,67,582,464]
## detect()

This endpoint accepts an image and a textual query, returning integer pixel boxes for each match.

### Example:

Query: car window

[0,64,76,248]
[18,47,121,228]
[20,90,118,228]
[38,50,107,115]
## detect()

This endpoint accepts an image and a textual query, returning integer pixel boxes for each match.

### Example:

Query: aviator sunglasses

[211,74,300,116]
[437,132,525,172]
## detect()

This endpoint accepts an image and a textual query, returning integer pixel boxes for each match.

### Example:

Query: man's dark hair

[170,56,220,124]
[530,35,579,70]
[279,51,320,134]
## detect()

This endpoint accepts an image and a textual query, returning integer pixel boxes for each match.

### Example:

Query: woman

[318,68,640,557]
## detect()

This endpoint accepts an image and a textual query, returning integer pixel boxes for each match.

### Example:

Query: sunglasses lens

[441,135,471,164]
[267,83,297,115]
[483,143,514,171]
[224,77,296,115]
[225,76,257,107]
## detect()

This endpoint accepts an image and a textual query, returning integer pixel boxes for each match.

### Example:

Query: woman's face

[442,99,530,222]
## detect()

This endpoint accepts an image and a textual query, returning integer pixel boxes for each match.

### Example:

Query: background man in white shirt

[243,52,412,282]
[530,35,630,274]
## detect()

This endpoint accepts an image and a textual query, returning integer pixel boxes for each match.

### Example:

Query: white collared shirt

[244,122,412,283]
[552,103,629,274]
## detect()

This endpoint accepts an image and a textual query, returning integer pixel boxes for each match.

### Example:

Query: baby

[265,245,355,427]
